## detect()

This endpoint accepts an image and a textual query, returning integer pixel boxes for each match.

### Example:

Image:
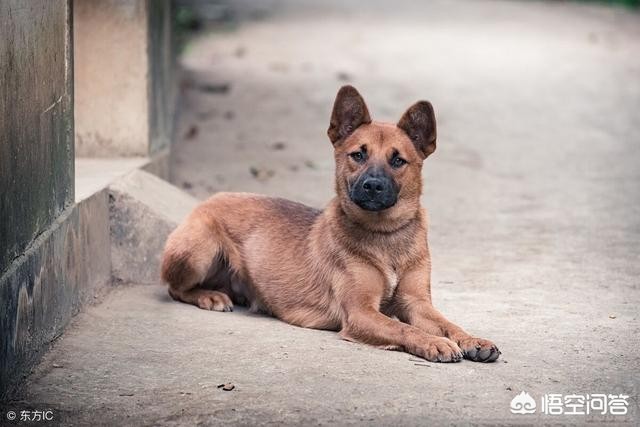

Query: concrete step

[0,167,196,399]
[108,169,198,285]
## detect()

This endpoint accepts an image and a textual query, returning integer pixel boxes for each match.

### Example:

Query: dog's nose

[349,167,398,211]
[362,178,384,197]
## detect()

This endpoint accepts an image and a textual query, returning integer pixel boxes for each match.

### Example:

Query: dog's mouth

[351,197,397,212]
[348,185,398,212]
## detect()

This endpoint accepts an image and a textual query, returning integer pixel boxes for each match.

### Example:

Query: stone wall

[0,0,74,275]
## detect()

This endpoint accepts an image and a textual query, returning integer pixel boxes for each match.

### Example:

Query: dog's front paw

[417,337,464,363]
[458,337,500,362]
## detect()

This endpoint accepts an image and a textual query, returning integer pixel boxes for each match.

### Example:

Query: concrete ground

[9,0,640,425]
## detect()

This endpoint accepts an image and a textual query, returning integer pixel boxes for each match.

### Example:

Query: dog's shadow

[152,285,269,320]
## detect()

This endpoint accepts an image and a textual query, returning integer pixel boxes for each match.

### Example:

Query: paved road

[13,0,640,425]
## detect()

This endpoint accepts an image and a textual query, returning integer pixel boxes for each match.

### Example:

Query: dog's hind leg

[170,287,233,312]
[161,218,234,312]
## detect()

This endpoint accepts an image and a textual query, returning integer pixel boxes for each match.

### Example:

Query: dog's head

[328,85,436,231]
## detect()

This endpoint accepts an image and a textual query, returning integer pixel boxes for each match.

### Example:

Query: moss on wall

[0,0,74,274]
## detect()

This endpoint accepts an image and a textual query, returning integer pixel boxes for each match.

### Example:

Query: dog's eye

[391,156,407,168]
[349,151,365,163]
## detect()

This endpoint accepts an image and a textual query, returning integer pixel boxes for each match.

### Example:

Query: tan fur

[161,86,500,363]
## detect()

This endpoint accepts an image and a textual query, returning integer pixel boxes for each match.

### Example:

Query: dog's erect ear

[327,85,372,144]
[397,101,437,158]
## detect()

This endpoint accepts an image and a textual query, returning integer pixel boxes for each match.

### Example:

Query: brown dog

[161,85,500,363]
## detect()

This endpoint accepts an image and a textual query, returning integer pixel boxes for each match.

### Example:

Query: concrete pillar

[0,0,82,397]
[73,0,174,157]
[0,0,74,276]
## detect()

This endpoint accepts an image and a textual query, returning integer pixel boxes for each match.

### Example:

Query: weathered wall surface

[74,0,175,157]
[73,0,149,156]
[0,192,111,398]
[0,0,74,275]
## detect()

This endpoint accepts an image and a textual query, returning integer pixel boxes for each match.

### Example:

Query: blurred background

[170,0,640,310]
[1,0,639,424]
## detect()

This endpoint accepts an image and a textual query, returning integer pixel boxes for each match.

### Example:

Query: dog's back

[161,192,343,328]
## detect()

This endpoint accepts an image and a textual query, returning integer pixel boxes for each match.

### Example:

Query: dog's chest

[382,267,399,299]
